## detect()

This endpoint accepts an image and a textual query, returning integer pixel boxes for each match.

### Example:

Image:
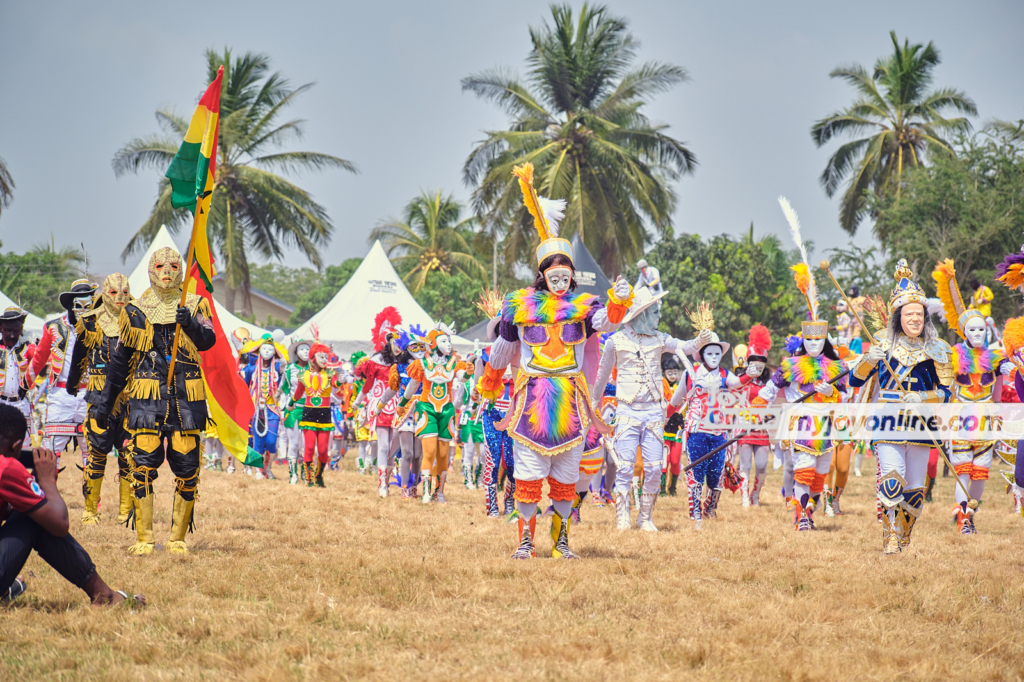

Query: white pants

[44,389,87,454]
[738,444,769,479]
[611,402,664,495]
[513,442,582,484]
[876,442,930,491]
[279,422,302,465]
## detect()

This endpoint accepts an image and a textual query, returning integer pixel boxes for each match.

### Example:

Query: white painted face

[702,346,723,370]
[296,344,310,362]
[803,337,825,357]
[664,368,681,383]
[964,316,987,348]
[901,302,926,339]
[259,344,276,361]
[314,351,329,368]
[435,335,452,356]
[544,266,573,297]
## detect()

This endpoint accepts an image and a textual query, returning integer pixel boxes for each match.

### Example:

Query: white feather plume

[778,196,818,320]
[537,196,566,238]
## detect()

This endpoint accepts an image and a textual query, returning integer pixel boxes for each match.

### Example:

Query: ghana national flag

[166,65,262,468]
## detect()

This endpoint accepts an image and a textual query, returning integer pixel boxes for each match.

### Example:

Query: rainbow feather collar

[953,343,1001,375]
[504,288,597,326]
[780,355,843,384]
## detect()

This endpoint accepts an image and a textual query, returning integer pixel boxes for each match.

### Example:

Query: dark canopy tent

[461,318,491,343]
[570,234,613,298]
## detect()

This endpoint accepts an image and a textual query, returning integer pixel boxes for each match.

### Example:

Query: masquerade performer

[477,163,633,559]
[291,342,342,486]
[356,308,402,489]
[635,259,663,297]
[968,276,993,320]
[379,326,428,499]
[660,354,685,497]
[933,260,1012,534]
[30,280,96,462]
[850,260,953,554]
[65,273,134,525]
[592,286,706,532]
[992,252,1024,519]
[458,347,485,490]
[669,303,742,525]
[95,246,217,555]
[399,323,471,504]
[0,308,34,442]
[241,333,288,481]
[279,338,311,484]
[736,325,772,507]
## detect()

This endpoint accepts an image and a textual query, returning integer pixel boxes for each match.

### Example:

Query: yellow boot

[81,476,103,525]
[550,509,580,559]
[127,492,155,556]
[117,476,133,524]
[167,491,195,555]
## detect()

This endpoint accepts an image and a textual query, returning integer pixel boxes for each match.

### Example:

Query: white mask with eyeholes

[802,336,825,358]
[259,344,276,361]
[963,316,987,348]
[702,346,723,370]
[435,335,452,357]
[296,344,310,363]
[544,266,573,297]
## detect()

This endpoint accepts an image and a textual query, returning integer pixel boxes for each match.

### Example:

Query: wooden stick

[166,209,201,389]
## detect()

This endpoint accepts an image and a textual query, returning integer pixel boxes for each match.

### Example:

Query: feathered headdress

[779,197,826,339]
[475,288,505,319]
[371,306,403,352]
[512,163,573,266]
[996,247,1024,292]
[747,324,772,359]
[1003,317,1024,367]
[931,259,983,339]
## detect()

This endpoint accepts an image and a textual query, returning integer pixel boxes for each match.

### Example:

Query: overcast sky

[1,0,1022,279]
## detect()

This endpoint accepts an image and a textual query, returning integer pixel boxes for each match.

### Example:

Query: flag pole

[166,205,201,389]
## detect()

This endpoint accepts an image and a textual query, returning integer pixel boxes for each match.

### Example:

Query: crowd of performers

[4,170,1024,562]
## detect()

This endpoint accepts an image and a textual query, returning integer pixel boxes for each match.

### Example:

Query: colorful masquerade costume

[479,351,516,517]
[478,162,632,559]
[355,307,403,492]
[458,376,485,489]
[592,286,701,532]
[933,260,1011,533]
[378,326,428,498]
[850,260,953,554]
[96,246,217,556]
[66,273,133,525]
[402,338,472,503]
[292,350,342,487]
[278,339,310,484]
[241,334,288,481]
[31,286,93,459]
[736,325,773,507]
[0,307,35,441]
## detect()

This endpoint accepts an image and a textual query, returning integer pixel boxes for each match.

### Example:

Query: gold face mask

[149,246,183,293]
[102,273,131,317]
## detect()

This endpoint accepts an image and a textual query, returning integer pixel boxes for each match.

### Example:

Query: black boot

[669,473,679,497]
[924,476,934,503]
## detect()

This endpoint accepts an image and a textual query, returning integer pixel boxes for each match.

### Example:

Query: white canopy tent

[290,240,474,356]
[0,289,45,338]
[127,225,270,340]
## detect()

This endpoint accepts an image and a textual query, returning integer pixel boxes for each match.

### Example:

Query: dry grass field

[2,449,1023,682]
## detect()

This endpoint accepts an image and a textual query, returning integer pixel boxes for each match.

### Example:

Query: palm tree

[368,191,486,293]
[462,3,696,276]
[812,31,976,236]
[112,49,357,315]
[986,118,1024,144]
[0,156,14,218]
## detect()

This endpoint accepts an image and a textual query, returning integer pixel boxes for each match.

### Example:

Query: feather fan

[512,163,554,241]
[996,251,1024,291]
[1003,317,1024,359]
[863,295,889,333]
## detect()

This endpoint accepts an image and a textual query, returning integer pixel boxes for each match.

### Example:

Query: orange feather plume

[512,163,552,241]
[1003,317,1024,358]
[791,263,811,294]
[931,259,967,338]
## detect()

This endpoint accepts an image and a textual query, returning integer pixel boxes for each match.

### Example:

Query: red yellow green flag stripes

[166,66,262,467]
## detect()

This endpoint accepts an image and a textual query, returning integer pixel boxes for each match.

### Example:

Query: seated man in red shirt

[0,404,143,606]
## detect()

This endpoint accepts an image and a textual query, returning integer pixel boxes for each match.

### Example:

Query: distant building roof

[210,274,294,313]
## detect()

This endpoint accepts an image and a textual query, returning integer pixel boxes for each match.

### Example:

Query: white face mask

[259,344,276,361]
[664,368,680,383]
[702,346,723,370]
[297,345,310,362]
[409,343,427,360]
[544,266,573,296]
[314,352,329,368]
[964,317,986,348]
[435,335,452,356]
[803,337,825,357]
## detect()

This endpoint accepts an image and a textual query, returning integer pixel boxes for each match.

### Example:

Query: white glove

[745,364,760,378]
[1001,362,1013,377]
[698,329,712,346]
[612,276,632,302]
[865,344,887,365]
[902,392,923,404]
[813,382,834,397]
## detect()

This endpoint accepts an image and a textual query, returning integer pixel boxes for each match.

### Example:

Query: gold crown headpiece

[512,163,573,267]
[686,301,715,332]
[475,288,505,319]
[889,258,927,312]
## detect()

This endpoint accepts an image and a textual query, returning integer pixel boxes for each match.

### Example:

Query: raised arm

[591,336,617,410]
